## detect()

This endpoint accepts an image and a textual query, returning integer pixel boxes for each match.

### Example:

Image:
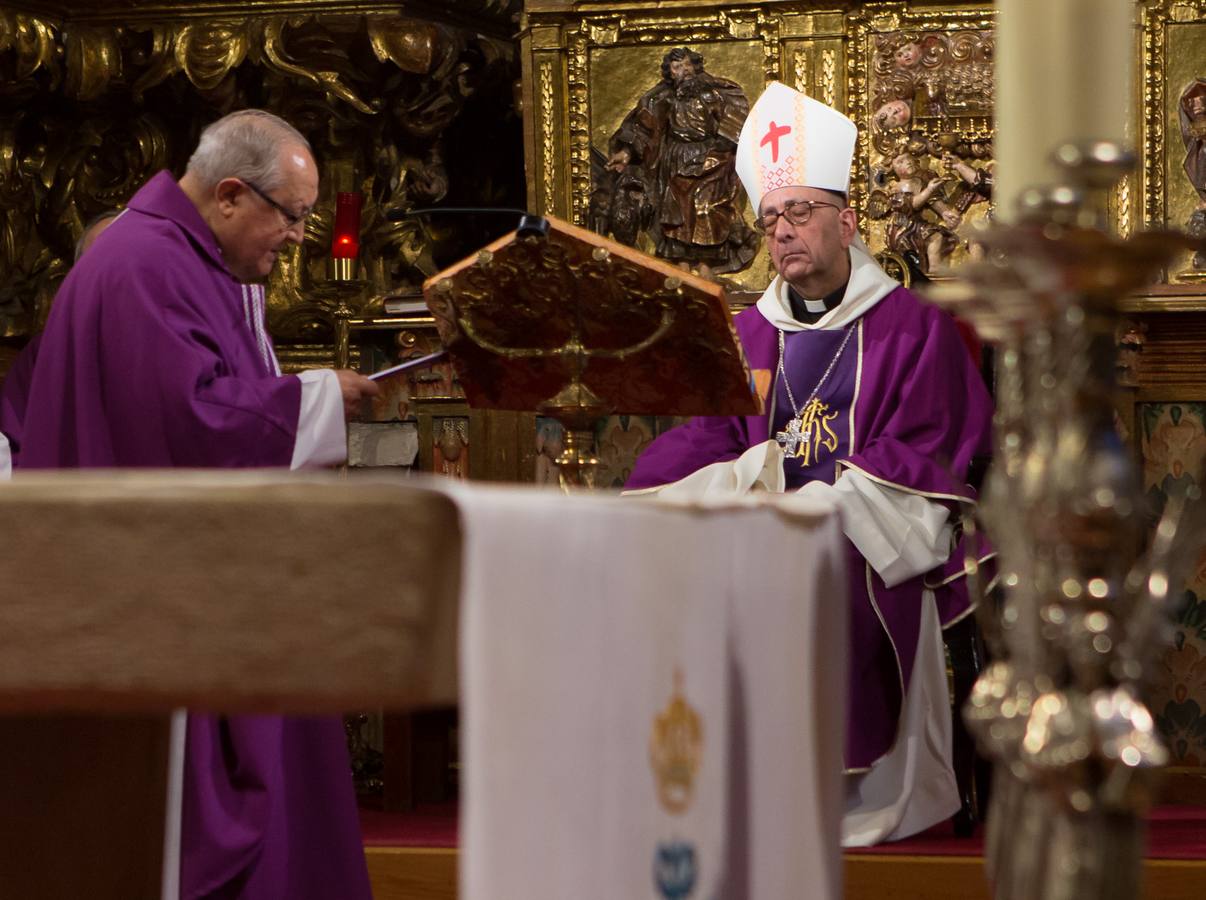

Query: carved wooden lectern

[422,215,761,486]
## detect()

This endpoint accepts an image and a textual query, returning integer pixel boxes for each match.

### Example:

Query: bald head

[185,109,312,192]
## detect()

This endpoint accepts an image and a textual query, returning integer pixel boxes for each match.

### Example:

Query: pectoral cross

[775,416,810,457]
[776,400,839,465]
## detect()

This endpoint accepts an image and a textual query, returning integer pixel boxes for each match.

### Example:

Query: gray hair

[185,109,312,192]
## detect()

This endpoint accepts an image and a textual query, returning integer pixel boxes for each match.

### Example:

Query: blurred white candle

[995,0,1135,220]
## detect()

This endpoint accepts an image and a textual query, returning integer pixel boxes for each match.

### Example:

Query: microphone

[385,206,550,238]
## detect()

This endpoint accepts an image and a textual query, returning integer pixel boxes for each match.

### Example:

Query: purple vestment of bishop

[627,285,994,771]
[20,172,371,899]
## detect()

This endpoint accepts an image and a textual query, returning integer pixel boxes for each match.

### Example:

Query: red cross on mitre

[760,121,792,163]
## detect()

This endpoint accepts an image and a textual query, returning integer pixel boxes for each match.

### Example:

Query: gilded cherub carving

[868,144,993,276]
[873,32,993,133]
[874,151,959,274]
[867,29,995,277]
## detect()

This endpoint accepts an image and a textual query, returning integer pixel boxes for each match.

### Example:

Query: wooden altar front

[0,471,462,899]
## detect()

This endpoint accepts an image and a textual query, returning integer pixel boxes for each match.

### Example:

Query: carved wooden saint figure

[1180,78,1206,271]
[590,47,759,274]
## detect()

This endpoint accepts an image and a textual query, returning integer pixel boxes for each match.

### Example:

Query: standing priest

[625,83,994,845]
[20,110,379,897]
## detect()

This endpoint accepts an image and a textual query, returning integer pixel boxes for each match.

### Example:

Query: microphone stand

[386,206,550,239]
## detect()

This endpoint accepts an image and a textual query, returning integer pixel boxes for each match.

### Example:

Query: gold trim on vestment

[849,319,863,455]
[940,568,1001,631]
[924,551,998,590]
[837,460,977,505]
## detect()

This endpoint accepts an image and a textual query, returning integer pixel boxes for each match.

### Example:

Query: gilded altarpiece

[523,0,1206,782]
[1132,0,1206,781]
[0,0,534,485]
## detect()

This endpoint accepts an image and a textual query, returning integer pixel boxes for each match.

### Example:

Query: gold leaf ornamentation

[1142,4,1167,230]
[1116,174,1133,239]
[822,48,837,106]
[0,13,59,83]
[793,48,810,94]
[129,25,182,99]
[176,21,248,92]
[367,16,446,75]
[540,58,556,212]
[257,17,380,116]
[63,24,121,101]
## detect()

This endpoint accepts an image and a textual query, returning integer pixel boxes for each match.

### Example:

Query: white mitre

[739,82,897,330]
[735,81,858,207]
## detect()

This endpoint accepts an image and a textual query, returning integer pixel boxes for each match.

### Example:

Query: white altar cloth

[450,483,848,900]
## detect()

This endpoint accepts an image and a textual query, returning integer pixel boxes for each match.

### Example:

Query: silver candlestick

[930,141,1205,900]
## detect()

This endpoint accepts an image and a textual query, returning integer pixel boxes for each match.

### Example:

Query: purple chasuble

[627,285,994,771]
[20,172,371,899]
[22,173,302,469]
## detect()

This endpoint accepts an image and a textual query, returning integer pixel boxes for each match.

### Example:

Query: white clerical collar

[802,295,828,313]
[755,242,900,332]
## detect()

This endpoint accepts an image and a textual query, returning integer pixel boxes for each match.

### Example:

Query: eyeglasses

[242,180,312,230]
[753,199,841,234]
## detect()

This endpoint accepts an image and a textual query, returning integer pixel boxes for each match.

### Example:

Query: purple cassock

[627,285,994,771]
[21,171,372,899]
[0,332,40,467]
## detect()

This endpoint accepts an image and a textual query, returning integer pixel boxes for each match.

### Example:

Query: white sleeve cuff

[290,369,347,469]
[0,431,11,480]
[803,469,952,588]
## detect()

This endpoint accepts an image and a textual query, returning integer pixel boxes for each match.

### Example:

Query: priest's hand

[333,369,381,418]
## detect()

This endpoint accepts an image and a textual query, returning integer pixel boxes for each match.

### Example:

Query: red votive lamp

[331,191,363,280]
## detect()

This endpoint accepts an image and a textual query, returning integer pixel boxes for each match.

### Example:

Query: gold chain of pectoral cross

[774,325,854,465]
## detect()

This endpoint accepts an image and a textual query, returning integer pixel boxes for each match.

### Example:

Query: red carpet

[359,803,1206,859]
[852,806,1206,860]
[359,802,458,848]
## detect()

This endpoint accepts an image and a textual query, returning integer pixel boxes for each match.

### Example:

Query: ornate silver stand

[931,142,1205,900]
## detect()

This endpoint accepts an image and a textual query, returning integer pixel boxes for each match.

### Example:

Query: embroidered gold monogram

[774,325,853,462]
[792,397,839,465]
